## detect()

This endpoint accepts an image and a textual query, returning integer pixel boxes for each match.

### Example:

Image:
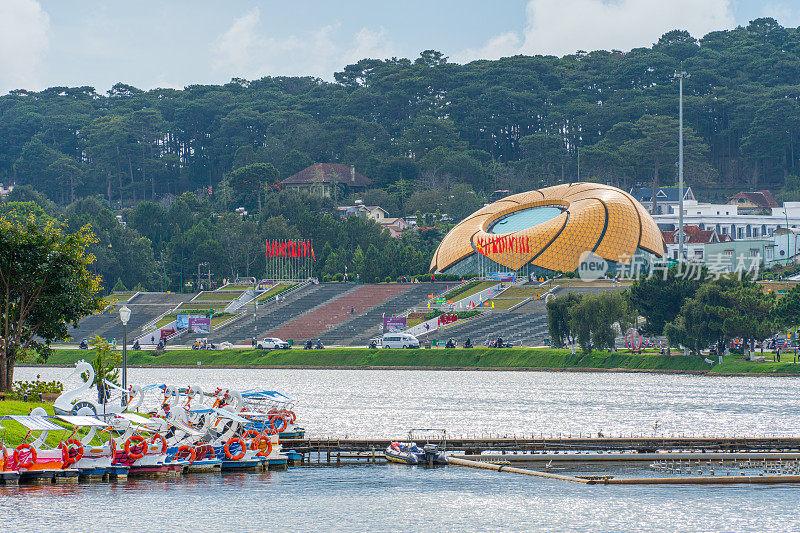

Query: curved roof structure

[430,183,666,273]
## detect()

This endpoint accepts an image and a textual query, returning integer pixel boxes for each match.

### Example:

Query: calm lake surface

[6,367,800,532]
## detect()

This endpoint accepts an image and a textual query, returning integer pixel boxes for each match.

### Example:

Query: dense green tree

[627,265,706,336]
[0,216,103,391]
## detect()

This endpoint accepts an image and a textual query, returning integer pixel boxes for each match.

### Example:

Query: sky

[0,0,799,96]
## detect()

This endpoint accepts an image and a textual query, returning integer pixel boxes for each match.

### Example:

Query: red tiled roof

[728,190,779,208]
[661,225,731,244]
[281,163,371,187]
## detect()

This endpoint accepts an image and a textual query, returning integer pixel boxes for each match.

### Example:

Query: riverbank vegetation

[547,267,800,357]
[30,347,741,372]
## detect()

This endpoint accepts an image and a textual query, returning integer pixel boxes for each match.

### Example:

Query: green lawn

[486,298,526,310]
[500,287,545,298]
[446,281,498,301]
[192,290,244,302]
[220,284,253,291]
[176,302,225,311]
[42,347,714,372]
[109,292,136,302]
[256,283,296,301]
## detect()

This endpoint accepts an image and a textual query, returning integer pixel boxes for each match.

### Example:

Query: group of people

[304,339,325,349]
[191,338,215,350]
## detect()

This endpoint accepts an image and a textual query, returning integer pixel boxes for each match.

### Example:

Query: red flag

[310,241,316,261]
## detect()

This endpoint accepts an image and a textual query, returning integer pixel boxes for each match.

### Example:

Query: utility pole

[253,277,258,346]
[673,64,689,262]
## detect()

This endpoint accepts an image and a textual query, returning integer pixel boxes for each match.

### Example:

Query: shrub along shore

[22,348,800,375]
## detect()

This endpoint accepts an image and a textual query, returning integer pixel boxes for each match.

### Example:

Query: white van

[381,332,420,349]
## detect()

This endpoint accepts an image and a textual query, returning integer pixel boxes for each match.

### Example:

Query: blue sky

[0,0,798,95]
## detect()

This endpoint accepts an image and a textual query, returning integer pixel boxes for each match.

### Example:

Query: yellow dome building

[430,183,666,276]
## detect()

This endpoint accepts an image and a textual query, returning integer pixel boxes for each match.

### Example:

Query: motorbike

[463,338,473,349]
[369,340,378,349]
[304,340,313,350]
[445,338,456,349]
[315,341,325,350]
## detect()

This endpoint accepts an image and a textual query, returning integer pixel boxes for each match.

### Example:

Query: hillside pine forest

[3,19,800,291]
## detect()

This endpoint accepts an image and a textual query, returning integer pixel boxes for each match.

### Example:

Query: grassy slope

[43,348,713,371]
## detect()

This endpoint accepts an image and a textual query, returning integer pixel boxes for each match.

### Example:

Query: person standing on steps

[350,305,355,315]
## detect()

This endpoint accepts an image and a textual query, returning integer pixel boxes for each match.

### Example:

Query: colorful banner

[437,314,458,326]
[188,316,211,334]
[476,235,531,256]
[488,272,516,282]
[265,239,316,260]
[176,314,189,329]
[383,317,407,332]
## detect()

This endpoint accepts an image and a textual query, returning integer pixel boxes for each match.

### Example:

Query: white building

[654,201,800,240]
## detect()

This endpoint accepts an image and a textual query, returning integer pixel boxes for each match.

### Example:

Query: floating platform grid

[281,436,800,455]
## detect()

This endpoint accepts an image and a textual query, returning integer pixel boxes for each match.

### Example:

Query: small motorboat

[386,441,424,465]
[385,442,448,466]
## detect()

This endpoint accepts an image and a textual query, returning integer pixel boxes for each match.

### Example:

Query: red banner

[266,239,316,260]
[476,235,530,256]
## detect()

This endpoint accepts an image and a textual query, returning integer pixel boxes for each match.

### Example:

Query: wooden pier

[282,436,800,455]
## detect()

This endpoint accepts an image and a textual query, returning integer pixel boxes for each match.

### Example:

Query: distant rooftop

[281,163,371,187]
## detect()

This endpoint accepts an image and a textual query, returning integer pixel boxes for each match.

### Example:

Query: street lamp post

[673,65,690,261]
[253,277,258,347]
[119,305,131,406]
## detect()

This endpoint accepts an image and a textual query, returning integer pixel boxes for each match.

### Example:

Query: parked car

[257,337,290,350]
[381,333,420,349]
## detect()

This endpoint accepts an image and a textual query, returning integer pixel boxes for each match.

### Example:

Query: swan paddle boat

[239,389,305,439]
[55,413,120,478]
[110,412,176,476]
[53,360,143,416]
[0,408,80,483]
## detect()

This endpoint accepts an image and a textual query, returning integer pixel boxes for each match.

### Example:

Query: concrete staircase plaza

[265,284,414,343]
[66,292,195,344]
[205,283,355,344]
[326,283,448,346]
[433,300,551,347]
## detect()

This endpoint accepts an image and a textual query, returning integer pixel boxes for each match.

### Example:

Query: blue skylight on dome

[489,206,563,234]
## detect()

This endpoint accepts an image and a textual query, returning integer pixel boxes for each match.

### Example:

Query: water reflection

[16,367,800,438]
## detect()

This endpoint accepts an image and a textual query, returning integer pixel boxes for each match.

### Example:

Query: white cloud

[341,27,395,65]
[457,0,735,62]
[762,3,800,28]
[211,7,263,75]
[0,0,50,93]
[453,31,522,63]
[211,10,396,81]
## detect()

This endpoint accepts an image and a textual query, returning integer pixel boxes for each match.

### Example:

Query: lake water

[6,368,800,532]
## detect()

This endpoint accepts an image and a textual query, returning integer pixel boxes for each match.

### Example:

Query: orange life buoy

[0,444,7,471]
[242,430,261,450]
[194,443,216,461]
[175,445,196,464]
[270,415,288,434]
[256,439,273,458]
[15,443,37,469]
[125,435,146,460]
[224,437,246,460]
[285,410,296,424]
[60,438,85,466]
[149,434,167,454]
[109,438,116,457]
